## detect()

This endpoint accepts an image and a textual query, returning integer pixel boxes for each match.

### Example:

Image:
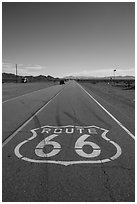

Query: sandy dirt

[79,82,135,118]
[78,81,135,134]
[2,81,59,101]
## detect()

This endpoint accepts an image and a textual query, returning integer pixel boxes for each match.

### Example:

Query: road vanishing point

[2,80,135,202]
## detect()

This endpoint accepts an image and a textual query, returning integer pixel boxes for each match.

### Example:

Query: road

[2,81,135,202]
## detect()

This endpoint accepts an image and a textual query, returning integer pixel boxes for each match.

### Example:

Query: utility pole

[16,64,17,83]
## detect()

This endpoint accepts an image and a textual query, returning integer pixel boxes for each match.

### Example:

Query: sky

[2,2,135,77]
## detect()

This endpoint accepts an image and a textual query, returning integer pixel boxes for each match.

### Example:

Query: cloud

[2,62,47,76]
[24,64,47,70]
[2,62,15,69]
[21,64,47,76]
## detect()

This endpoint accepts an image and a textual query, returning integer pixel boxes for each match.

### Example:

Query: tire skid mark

[2,84,69,148]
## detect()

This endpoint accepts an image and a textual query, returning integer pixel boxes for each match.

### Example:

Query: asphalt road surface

[2,81,135,202]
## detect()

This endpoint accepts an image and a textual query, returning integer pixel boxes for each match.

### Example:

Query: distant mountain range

[2,73,59,83]
[2,72,135,83]
[64,75,135,80]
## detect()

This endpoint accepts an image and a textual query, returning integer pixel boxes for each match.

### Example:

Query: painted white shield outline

[14,125,122,166]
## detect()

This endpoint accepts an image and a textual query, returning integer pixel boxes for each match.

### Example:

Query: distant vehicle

[21,77,28,83]
[60,80,65,85]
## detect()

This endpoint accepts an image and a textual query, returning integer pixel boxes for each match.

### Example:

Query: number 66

[35,134,101,158]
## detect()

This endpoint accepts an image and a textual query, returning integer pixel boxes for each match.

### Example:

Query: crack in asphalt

[99,159,134,202]
[99,161,135,201]
[100,160,115,201]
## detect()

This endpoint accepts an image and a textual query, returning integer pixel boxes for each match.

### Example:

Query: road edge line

[77,82,135,140]
[2,84,68,148]
[3,84,58,103]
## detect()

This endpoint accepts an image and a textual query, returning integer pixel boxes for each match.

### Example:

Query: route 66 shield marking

[14,125,122,166]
